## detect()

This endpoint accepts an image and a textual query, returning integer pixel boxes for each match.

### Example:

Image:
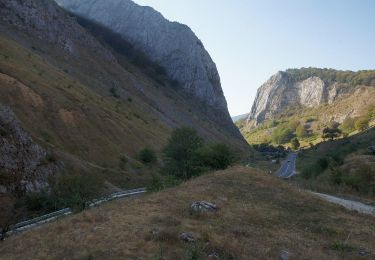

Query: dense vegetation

[162,128,236,180]
[238,105,374,148]
[297,128,375,197]
[286,67,375,86]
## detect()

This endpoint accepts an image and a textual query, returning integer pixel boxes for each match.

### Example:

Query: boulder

[279,250,290,260]
[190,201,218,213]
[179,232,195,243]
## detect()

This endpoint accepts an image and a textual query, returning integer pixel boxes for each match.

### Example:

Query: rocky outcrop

[0,105,59,194]
[55,0,228,112]
[247,71,356,126]
[0,0,114,60]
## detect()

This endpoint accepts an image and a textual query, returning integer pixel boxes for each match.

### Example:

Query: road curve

[274,153,375,217]
[275,152,298,179]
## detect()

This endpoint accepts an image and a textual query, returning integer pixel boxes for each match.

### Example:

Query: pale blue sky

[133,0,375,116]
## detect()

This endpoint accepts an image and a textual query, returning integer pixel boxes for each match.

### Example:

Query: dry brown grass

[1,166,374,259]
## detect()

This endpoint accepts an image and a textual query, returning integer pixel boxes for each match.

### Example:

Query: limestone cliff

[55,0,228,112]
[247,69,374,126]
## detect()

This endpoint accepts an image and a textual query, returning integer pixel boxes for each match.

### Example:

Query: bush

[355,117,369,132]
[110,87,120,98]
[138,147,157,164]
[119,155,128,169]
[52,173,102,211]
[196,143,236,170]
[340,117,356,134]
[322,127,342,141]
[291,138,300,150]
[296,124,308,138]
[343,164,375,194]
[162,128,235,180]
[147,175,164,192]
[271,125,294,144]
[24,191,56,212]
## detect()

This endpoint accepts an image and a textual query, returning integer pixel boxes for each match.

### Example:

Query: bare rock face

[0,0,115,60]
[55,0,228,112]
[0,105,59,194]
[247,71,353,126]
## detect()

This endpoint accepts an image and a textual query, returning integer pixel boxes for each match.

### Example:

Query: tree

[322,127,342,141]
[291,138,300,150]
[138,147,157,164]
[196,143,236,170]
[296,124,308,138]
[340,117,355,134]
[355,117,369,132]
[162,128,204,180]
[271,126,294,144]
[327,121,340,129]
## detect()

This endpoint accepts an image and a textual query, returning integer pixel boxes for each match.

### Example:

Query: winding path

[275,153,375,217]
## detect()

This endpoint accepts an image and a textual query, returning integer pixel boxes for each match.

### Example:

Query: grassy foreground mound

[1,166,374,259]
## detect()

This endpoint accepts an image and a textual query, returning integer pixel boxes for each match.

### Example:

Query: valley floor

[1,166,374,259]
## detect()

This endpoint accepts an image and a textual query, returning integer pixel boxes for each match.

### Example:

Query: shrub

[340,117,356,134]
[296,124,308,138]
[0,126,8,137]
[317,158,329,170]
[322,127,342,141]
[147,175,164,192]
[343,164,375,194]
[271,126,294,144]
[119,155,128,169]
[24,191,56,212]
[291,138,300,150]
[196,143,236,170]
[306,117,316,123]
[109,87,120,98]
[330,168,343,185]
[52,173,102,211]
[355,117,369,132]
[138,147,157,164]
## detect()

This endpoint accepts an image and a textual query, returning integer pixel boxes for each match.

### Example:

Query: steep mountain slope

[55,0,232,126]
[0,0,248,223]
[248,68,375,126]
[0,105,60,194]
[239,68,375,146]
[0,0,246,162]
[231,113,249,122]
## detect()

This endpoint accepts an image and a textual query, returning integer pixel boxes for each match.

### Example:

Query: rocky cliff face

[55,0,228,112]
[0,0,115,60]
[247,71,355,126]
[0,105,59,195]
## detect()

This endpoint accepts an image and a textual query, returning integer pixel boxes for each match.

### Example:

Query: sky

[133,0,375,116]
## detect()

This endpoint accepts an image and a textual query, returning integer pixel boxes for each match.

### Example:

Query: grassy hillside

[295,127,375,203]
[1,166,374,259]
[237,89,375,148]
[0,16,249,226]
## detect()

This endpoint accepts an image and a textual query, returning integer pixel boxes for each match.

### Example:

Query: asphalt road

[275,152,298,179]
[274,153,375,217]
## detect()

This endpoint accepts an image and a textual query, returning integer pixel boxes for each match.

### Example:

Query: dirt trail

[311,192,375,217]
